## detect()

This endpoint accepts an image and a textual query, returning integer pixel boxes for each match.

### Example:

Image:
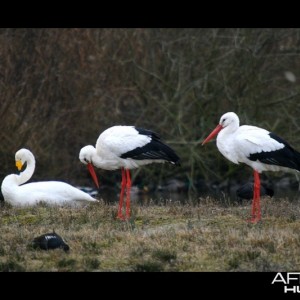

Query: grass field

[0,196,300,272]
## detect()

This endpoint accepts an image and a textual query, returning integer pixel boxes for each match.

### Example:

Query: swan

[1,148,98,206]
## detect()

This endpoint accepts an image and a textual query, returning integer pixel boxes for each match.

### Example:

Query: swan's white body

[1,148,98,207]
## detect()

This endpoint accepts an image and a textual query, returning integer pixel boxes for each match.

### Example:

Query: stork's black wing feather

[248,133,300,171]
[121,127,180,165]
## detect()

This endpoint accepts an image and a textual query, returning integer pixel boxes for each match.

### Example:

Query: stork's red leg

[250,170,261,223]
[125,169,131,219]
[253,170,261,221]
[251,179,257,218]
[117,168,126,220]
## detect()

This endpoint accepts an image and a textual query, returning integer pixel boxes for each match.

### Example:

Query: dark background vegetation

[1,28,300,193]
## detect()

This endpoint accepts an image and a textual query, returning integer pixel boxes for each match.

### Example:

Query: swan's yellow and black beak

[16,160,23,171]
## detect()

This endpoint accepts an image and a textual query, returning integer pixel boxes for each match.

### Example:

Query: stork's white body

[79,125,180,219]
[202,112,300,222]
[80,126,177,170]
[217,125,287,172]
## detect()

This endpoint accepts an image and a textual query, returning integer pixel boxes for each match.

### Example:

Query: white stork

[79,126,180,220]
[202,112,300,223]
[1,148,98,206]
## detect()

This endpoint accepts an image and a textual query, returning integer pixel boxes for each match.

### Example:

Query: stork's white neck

[80,145,122,170]
[220,123,239,137]
[91,147,120,170]
[215,112,241,165]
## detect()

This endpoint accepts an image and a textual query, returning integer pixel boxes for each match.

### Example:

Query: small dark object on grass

[236,183,274,200]
[32,230,70,252]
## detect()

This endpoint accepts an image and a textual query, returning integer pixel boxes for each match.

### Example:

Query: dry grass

[0,196,300,272]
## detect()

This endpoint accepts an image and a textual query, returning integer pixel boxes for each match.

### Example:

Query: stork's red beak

[202,124,223,145]
[87,163,100,189]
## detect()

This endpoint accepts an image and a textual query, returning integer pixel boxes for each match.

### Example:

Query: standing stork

[202,112,300,223]
[79,126,180,220]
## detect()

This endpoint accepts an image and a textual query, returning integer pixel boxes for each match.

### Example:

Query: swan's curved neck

[17,155,35,185]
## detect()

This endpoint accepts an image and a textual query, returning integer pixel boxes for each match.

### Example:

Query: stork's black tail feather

[121,127,180,165]
[150,138,181,166]
[294,150,300,172]
[249,132,300,171]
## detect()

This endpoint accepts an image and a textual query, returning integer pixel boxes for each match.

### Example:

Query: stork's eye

[84,158,89,163]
